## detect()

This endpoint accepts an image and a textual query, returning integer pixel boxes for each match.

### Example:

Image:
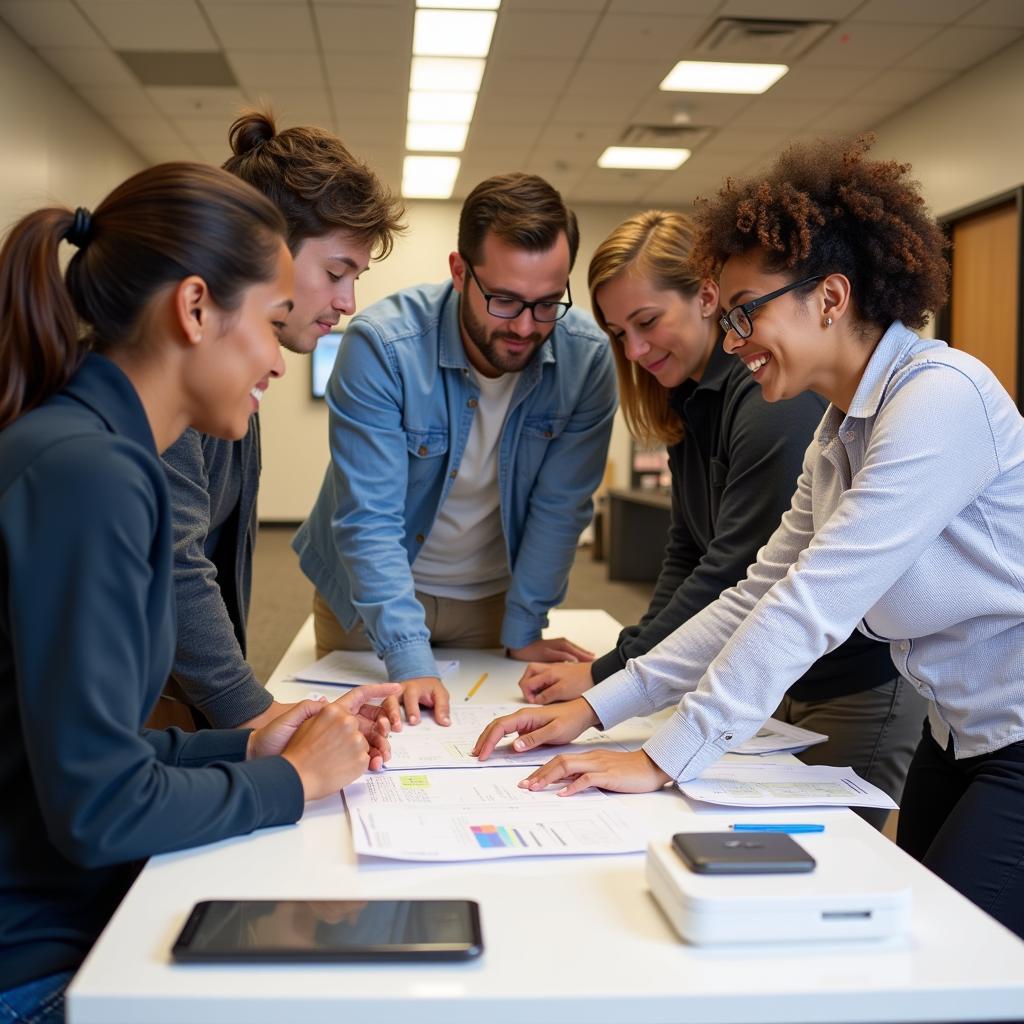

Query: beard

[460,295,547,374]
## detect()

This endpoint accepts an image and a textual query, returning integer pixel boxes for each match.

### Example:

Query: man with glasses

[294,173,616,726]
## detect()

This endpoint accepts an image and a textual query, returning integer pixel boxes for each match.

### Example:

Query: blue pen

[730,823,825,834]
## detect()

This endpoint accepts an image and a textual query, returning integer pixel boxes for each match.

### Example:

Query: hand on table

[471,697,599,761]
[519,748,671,797]
[508,637,595,664]
[519,661,594,704]
[380,677,451,730]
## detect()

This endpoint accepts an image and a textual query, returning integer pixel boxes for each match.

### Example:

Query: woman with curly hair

[475,137,1024,937]
[516,208,924,830]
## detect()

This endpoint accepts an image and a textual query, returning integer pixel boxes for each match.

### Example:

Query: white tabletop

[68,609,1024,1024]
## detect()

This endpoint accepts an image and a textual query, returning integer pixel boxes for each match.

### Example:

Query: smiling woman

[0,163,399,1020]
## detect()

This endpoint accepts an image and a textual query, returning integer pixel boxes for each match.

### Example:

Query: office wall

[259,200,672,522]
[0,21,143,232]
[871,35,1024,219]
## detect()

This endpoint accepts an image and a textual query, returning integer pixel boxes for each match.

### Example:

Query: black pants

[897,720,1024,939]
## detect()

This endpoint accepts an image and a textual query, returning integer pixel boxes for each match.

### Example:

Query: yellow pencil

[464,672,488,701]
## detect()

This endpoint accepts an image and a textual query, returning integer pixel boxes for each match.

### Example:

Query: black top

[0,355,303,991]
[591,341,895,699]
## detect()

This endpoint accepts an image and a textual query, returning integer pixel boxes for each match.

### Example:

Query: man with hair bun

[155,110,405,731]
[294,173,617,729]
[474,137,1024,939]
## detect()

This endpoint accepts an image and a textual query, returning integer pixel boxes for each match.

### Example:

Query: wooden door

[950,199,1020,401]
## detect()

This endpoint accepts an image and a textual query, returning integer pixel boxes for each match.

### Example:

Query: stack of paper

[345,767,644,861]
[289,649,458,687]
[677,762,897,810]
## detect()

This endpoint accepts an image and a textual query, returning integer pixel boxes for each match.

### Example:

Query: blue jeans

[0,972,72,1024]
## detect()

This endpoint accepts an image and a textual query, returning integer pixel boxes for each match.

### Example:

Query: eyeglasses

[719,275,822,339]
[464,261,572,323]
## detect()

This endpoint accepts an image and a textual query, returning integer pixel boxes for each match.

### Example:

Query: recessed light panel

[417,0,500,8]
[403,155,461,198]
[406,122,469,153]
[408,90,477,124]
[660,61,788,95]
[597,147,691,170]
[413,10,496,58]
[411,56,485,92]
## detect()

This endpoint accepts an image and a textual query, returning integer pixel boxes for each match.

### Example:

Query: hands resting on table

[243,637,667,800]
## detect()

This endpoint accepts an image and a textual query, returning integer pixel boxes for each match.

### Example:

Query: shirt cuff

[383,641,439,682]
[583,666,655,729]
[174,727,252,767]
[197,675,274,728]
[499,608,545,652]
[641,708,729,782]
[237,755,305,827]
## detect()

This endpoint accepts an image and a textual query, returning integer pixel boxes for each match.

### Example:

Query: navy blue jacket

[0,355,303,991]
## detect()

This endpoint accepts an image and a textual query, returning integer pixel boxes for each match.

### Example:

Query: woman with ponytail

[0,163,396,1021]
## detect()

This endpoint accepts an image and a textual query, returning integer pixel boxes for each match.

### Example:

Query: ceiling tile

[628,90,753,128]
[482,57,574,97]
[718,0,861,18]
[550,91,639,125]
[533,121,612,152]
[699,126,793,159]
[801,21,941,68]
[267,89,334,126]
[107,112,185,144]
[499,0,604,10]
[228,50,326,90]
[804,99,907,134]
[584,14,708,61]
[563,59,665,99]
[203,2,317,50]
[468,118,544,150]
[314,3,412,54]
[325,54,408,95]
[728,96,834,131]
[608,0,718,12]
[849,0,979,23]
[765,64,877,102]
[80,82,162,116]
[472,90,559,125]
[0,1,105,46]
[960,0,1024,27]
[490,11,599,59]
[571,166,659,204]
[36,46,135,86]
[333,115,400,147]
[77,1,219,50]
[146,85,248,117]
[329,90,403,122]
[138,139,201,163]
[903,25,1019,70]
[853,67,954,104]
[195,143,234,164]
[172,115,234,144]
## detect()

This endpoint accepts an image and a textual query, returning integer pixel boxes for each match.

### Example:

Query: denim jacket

[293,281,617,681]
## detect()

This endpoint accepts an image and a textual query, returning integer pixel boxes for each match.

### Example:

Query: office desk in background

[68,610,1024,1024]
[607,487,671,582]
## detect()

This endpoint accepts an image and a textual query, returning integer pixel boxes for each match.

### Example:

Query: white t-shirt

[412,366,519,600]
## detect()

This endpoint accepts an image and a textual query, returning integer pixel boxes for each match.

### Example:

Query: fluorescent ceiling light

[413,9,496,57]
[660,60,788,94]
[411,56,485,92]
[417,0,500,8]
[403,155,461,199]
[406,122,469,153]
[597,147,690,170]
[408,90,477,124]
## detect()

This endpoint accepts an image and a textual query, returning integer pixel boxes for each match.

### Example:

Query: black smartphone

[671,832,816,874]
[171,899,483,963]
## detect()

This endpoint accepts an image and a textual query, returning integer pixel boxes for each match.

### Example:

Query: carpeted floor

[247,524,652,683]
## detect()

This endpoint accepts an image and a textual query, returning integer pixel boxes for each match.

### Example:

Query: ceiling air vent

[692,18,833,62]
[619,124,712,150]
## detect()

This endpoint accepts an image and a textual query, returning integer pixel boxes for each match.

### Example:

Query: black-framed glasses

[464,261,572,323]
[719,275,822,339]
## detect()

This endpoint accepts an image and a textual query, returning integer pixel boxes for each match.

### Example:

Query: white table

[69,610,1024,1023]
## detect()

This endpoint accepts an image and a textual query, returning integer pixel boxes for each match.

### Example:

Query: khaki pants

[313,588,505,662]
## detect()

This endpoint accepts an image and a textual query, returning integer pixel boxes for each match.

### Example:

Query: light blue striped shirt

[587,321,1024,781]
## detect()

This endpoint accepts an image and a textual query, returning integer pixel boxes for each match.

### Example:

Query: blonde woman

[513,209,924,829]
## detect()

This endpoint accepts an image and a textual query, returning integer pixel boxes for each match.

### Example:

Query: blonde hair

[588,210,702,446]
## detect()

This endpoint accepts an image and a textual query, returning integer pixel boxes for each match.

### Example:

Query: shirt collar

[61,352,157,453]
[845,320,920,420]
[671,334,730,409]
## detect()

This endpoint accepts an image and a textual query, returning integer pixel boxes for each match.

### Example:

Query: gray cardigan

[161,417,273,726]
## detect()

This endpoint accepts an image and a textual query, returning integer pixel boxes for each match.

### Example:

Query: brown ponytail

[0,162,287,430]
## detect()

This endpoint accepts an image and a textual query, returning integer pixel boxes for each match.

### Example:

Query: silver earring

[823,316,832,327]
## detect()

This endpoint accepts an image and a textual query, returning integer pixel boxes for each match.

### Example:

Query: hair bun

[228,109,277,156]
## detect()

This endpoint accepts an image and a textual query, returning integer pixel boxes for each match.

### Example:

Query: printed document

[383,703,648,770]
[345,767,645,861]
[290,650,458,687]
[678,762,898,810]
[732,718,828,755]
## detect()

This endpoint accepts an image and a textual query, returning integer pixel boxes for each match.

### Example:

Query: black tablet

[171,899,483,963]
[672,832,816,874]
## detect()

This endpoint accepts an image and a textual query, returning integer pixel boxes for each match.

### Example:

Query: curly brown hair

[691,135,948,330]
